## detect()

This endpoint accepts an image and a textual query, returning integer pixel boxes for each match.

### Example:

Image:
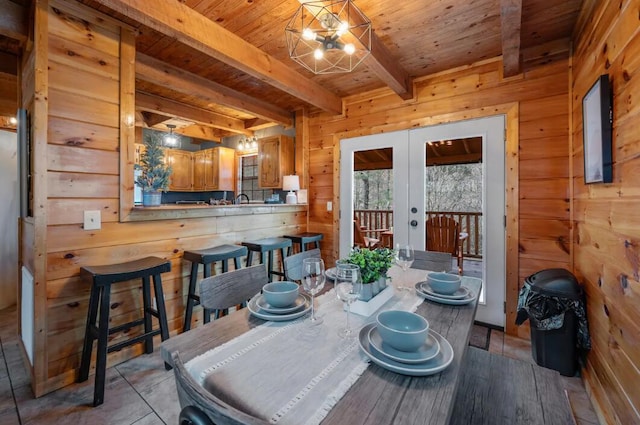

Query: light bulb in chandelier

[336,21,349,37]
[314,48,324,60]
[344,43,355,55]
[302,28,315,41]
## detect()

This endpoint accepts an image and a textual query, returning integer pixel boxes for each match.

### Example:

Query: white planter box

[345,285,395,318]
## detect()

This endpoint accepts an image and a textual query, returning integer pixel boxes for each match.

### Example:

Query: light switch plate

[84,210,101,230]
[327,201,332,211]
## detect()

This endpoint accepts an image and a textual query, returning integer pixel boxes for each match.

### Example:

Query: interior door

[408,116,505,326]
[339,131,409,258]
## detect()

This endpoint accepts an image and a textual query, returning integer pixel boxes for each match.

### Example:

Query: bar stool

[182,244,248,332]
[78,256,171,407]
[283,232,323,254]
[241,237,292,281]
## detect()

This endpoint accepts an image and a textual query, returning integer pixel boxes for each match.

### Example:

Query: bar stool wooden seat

[78,256,171,406]
[182,244,248,332]
[283,232,323,254]
[241,237,292,281]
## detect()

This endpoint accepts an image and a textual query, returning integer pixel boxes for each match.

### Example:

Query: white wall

[0,130,18,309]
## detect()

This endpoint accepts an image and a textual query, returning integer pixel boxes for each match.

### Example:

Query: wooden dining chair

[172,351,269,425]
[411,250,453,273]
[353,216,381,249]
[426,216,464,274]
[199,265,267,318]
[283,248,321,282]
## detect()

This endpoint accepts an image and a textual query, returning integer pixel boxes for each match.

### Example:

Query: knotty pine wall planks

[308,57,572,338]
[570,0,640,423]
[22,0,307,396]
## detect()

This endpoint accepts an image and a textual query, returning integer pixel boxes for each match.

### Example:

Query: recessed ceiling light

[9,117,17,125]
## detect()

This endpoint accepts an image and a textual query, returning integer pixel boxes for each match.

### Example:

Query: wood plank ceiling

[1,0,584,139]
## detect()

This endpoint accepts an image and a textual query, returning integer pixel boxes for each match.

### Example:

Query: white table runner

[186,278,424,425]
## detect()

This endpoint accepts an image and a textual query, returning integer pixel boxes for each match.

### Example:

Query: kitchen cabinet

[165,149,193,191]
[193,147,235,191]
[258,135,294,188]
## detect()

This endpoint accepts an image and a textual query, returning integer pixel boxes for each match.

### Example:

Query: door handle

[410,220,418,227]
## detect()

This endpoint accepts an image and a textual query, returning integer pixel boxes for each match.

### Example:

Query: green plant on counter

[135,132,172,192]
[345,247,395,284]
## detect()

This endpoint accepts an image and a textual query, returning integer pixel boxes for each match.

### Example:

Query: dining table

[161,265,482,425]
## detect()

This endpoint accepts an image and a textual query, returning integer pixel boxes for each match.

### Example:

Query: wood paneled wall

[307,56,572,338]
[571,0,640,423]
[24,0,306,396]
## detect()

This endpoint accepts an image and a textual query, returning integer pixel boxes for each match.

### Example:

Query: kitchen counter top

[127,203,307,222]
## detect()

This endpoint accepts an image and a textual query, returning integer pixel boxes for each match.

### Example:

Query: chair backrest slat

[411,250,452,272]
[283,248,321,282]
[426,216,459,255]
[199,265,267,311]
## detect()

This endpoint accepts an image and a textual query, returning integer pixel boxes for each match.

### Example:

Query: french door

[340,115,506,327]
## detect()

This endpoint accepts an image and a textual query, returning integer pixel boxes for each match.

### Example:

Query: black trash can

[516,268,590,376]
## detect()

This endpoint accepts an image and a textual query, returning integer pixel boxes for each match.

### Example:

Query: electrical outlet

[327,201,332,211]
[83,210,101,230]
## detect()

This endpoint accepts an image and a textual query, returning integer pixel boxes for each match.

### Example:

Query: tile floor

[1,305,600,424]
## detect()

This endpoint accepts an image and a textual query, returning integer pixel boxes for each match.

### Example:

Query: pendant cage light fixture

[163,124,180,148]
[285,0,372,74]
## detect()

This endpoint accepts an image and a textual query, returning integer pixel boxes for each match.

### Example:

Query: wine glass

[302,258,326,325]
[335,263,362,339]
[395,244,415,271]
[395,244,414,291]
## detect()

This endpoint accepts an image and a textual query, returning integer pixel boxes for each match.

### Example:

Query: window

[239,155,272,201]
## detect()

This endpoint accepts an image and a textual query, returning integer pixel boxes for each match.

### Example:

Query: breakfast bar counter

[127,203,307,222]
[161,266,481,424]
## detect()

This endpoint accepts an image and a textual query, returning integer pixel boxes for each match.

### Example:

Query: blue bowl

[262,281,299,308]
[427,272,461,295]
[376,310,429,352]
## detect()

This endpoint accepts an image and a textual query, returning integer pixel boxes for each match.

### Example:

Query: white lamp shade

[282,175,300,191]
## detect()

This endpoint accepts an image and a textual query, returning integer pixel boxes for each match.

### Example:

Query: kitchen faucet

[235,193,250,204]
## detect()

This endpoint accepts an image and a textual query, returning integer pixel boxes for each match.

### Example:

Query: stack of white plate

[247,293,311,321]
[358,323,454,376]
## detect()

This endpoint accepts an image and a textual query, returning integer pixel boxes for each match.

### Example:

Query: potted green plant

[345,247,395,300]
[135,132,172,206]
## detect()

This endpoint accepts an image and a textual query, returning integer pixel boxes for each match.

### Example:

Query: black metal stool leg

[141,276,154,354]
[152,274,170,342]
[79,283,100,382]
[93,285,111,407]
[246,251,254,267]
[183,262,199,332]
[267,250,274,281]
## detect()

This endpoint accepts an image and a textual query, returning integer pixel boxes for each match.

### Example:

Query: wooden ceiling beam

[174,125,222,142]
[93,0,343,114]
[500,0,523,77]
[140,111,169,127]
[136,90,252,135]
[0,0,27,44]
[136,54,291,129]
[363,33,413,100]
[244,118,279,131]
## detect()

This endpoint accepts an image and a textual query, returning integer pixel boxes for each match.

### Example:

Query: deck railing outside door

[354,209,483,259]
